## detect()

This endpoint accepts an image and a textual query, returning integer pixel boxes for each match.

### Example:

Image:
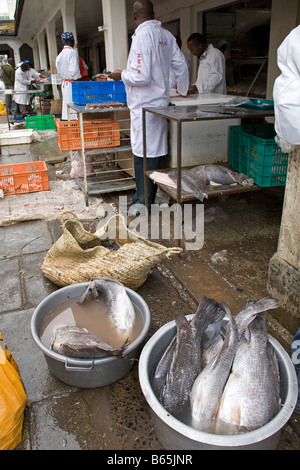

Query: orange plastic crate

[0,161,49,195]
[56,119,120,151]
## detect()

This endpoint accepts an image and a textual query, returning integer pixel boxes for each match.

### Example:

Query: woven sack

[41,211,182,290]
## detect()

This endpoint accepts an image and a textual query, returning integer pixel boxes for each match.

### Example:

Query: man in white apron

[13,61,41,115]
[56,32,82,120]
[187,33,226,95]
[109,0,189,213]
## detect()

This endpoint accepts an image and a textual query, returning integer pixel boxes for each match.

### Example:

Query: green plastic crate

[25,114,56,131]
[229,124,289,187]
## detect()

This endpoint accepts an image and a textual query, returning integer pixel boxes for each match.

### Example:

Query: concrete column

[37,31,48,71]
[268,146,300,320]
[46,17,58,73]
[102,0,128,71]
[32,41,40,70]
[61,0,78,46]
[266,0,299,100]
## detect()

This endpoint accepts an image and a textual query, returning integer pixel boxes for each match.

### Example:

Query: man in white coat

[187,33,226,95]
[273,25,300,146]
[109,0,189,213]
[56,32,82,120]
[13,61,41,115]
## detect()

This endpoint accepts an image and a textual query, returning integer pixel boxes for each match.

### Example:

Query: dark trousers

[133,155,163,208]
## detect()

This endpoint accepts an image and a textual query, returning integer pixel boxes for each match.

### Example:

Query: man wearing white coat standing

[56,32,82,120]
[109,0,189,214]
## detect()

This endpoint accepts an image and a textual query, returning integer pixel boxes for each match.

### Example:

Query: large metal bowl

[138,315,298,450]
[31,281,151,388]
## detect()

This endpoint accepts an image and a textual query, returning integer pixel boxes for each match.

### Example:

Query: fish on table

[168,164,253,202]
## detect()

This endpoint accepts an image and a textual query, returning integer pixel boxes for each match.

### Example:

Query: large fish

[202,297,279,367]
[51,325,129,358]
[216,317,281,432]
[156,297,226,414]
[78,277,135,330]
[169,164,250,202]
[190,305,238,432]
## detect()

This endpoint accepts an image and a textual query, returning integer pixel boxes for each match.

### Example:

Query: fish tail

[192,297,226,329]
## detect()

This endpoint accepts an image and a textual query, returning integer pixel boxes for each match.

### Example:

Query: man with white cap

[13,61,42,116]
[56,32,82,120]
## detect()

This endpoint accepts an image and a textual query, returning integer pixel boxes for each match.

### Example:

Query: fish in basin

[154,297,227,413]
[51,325,130,359]
[77,277,135,331]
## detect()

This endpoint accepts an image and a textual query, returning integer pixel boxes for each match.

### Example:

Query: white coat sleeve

[197,52,225,93]
[69,51,81,80]
[170,45,189,96]
[121,36,152,87]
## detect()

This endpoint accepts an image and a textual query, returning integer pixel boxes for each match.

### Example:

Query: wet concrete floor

[0,121,299,450]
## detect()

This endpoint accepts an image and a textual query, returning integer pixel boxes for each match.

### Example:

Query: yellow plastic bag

[0,333,27,450]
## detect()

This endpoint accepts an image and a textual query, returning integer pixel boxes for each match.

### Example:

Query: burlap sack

[41,211,182,290]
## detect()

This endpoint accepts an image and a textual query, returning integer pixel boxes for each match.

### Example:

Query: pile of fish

[51,278,135,359]
[153,296,281,435]
[168,164,254,202]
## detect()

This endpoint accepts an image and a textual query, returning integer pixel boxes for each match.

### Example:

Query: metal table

[142,103,275,208]
[67,103,135,205]
[5,89,49,130]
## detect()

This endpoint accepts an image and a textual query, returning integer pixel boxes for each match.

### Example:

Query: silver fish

[157,297,226,414]
[202,297,279,367]
[190,305,238,431]
[216,317,281,432]
[169,165,248,202]
[51,325,130,358]
[78,277,135,330]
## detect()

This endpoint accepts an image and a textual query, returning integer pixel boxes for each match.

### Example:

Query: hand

[108,70,122,81]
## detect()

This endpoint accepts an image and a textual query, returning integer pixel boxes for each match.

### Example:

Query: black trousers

[132,155,164,208]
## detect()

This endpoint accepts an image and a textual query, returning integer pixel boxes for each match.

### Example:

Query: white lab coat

[273,25,300,145]
[13,67,40,105]
[195,44,226,95]
[56,46,82,120]
[170,52,193,88]
[121,20,189,158]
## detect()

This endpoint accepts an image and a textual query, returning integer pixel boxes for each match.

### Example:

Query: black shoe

[127,198,139,208]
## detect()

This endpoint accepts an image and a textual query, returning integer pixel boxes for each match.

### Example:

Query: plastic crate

[0,129,33,145]
[72,80,126,105]
[229,124,289,187]
[25,114,56,131]
[0,161,49,195]
[56,119,121,151]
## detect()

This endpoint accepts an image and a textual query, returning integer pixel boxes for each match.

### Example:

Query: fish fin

[77,284,92,304]
[230,404,241,427]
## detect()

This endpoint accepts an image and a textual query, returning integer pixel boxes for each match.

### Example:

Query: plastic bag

[0,333,27,450]
[70,150,95,178]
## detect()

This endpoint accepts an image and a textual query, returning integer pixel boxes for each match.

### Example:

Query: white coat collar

[134,19,161,35]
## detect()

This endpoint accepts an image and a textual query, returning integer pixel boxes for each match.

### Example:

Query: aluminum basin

[138,315,298,450]
[31,281,151,388]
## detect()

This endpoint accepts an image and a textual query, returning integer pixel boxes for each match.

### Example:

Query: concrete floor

[0,120,299,450]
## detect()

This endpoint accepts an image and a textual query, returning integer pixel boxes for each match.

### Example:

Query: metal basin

[31,281,151,388]
[138,315,298,450]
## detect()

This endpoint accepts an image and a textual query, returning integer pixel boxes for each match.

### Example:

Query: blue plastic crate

[229,124,289,187]
[72,80,126,105]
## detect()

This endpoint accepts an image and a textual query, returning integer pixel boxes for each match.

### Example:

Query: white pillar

[46,17,58,73]
[102,0,128,71]
[32,41,40,70]
[61,0,78,46]
[38,31,48,72]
